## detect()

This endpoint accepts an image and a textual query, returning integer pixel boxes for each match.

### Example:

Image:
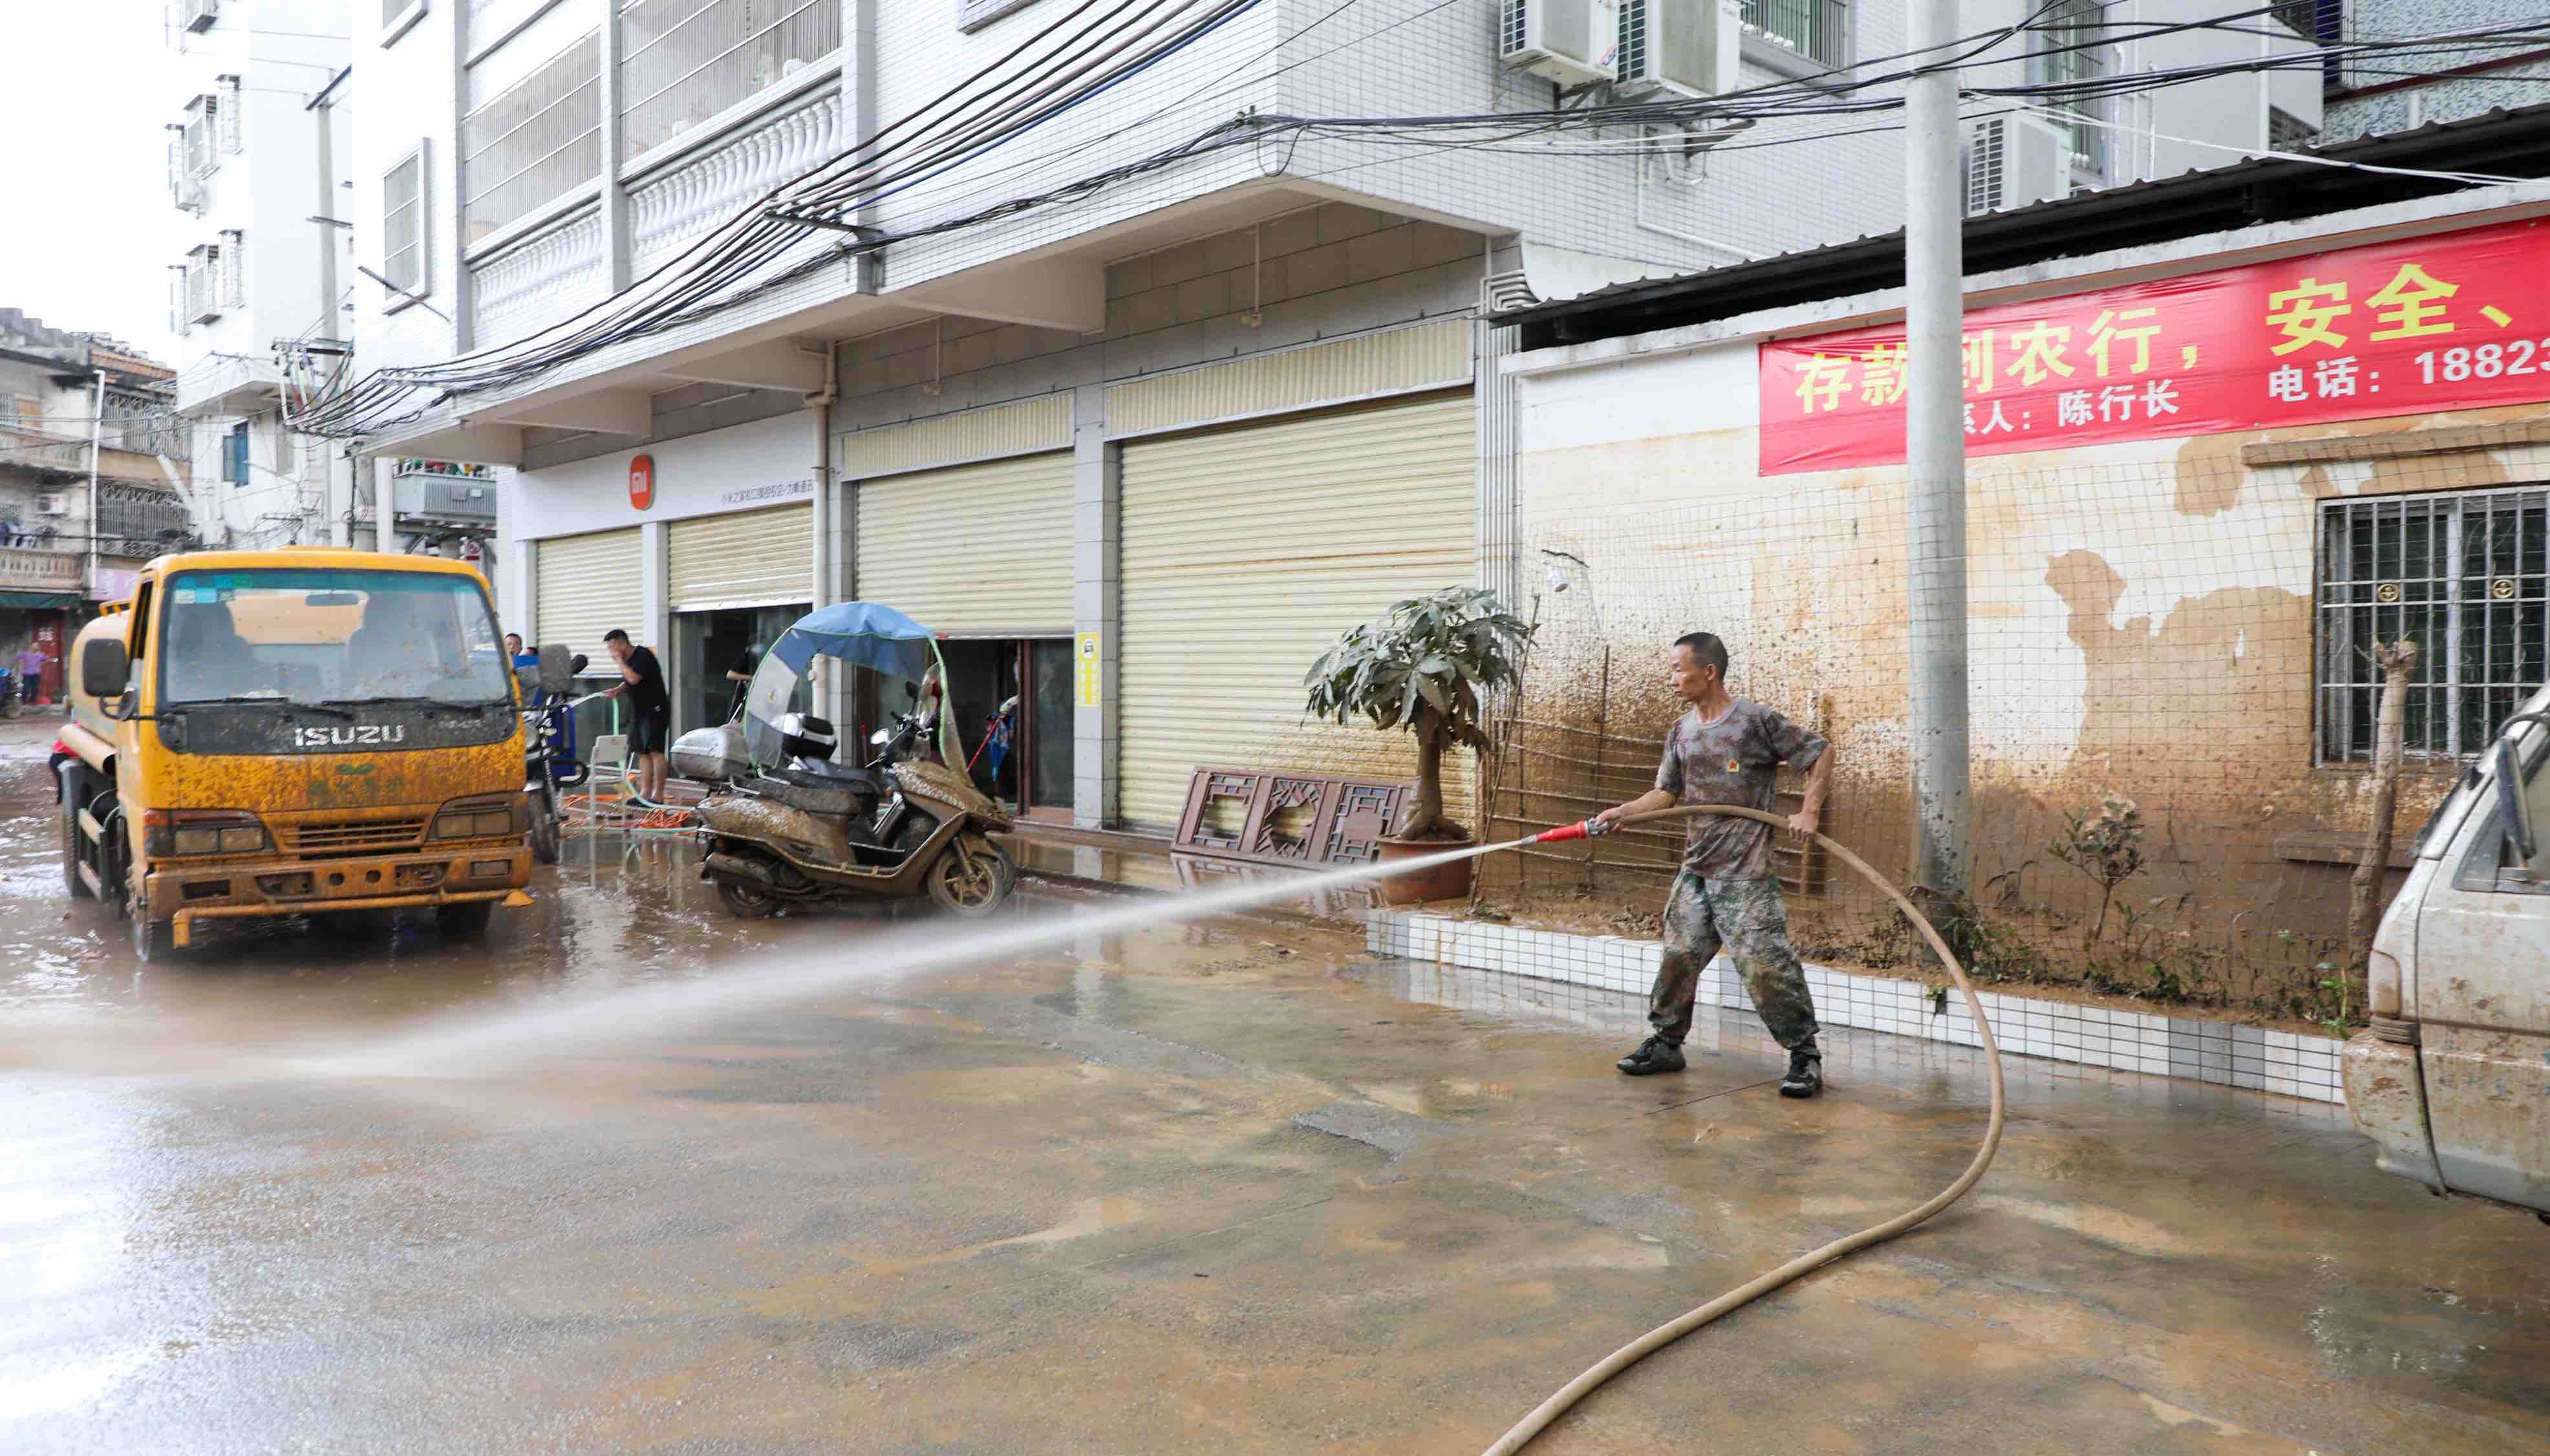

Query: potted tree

[1303,586,1531,904]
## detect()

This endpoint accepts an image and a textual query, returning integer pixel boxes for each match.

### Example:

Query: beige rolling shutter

[533,526,645,653]
[1118,392,1477,833]
[667,504,812,610]
[857,451,1073,632]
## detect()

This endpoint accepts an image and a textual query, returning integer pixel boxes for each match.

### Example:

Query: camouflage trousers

[1648,874,1821,1051]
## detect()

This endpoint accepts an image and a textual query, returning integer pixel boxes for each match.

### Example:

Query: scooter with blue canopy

[670,603,1016,918]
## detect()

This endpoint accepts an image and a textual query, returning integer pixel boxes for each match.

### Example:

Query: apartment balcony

[0,544,83,604]
[0,425,89,477]
[175,350,286,417]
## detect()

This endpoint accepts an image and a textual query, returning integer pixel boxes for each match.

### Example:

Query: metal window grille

[2317,487,2550,762]
[461,28,602,237]
[184,95,220,177]
[1741,0,1848,68]
[383,145,427,294]
[182,0,220,34]
[618,0,841,160]
[1963,118,2004,214]
[2028,0,2112,182]
[218,75,241,153]
[185,245,222,323]
[219,230,245,307]
[167,131,206,214]
[1501,0,1526,54]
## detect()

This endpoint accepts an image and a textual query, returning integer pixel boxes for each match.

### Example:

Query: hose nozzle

[1534,817,1614,844]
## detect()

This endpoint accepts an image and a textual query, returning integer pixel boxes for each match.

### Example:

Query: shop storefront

[856,448,1075,819]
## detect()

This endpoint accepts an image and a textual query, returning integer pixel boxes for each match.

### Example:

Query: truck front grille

[279,817,427,855]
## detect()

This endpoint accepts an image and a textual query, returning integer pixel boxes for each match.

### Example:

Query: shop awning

[0,590,80,610]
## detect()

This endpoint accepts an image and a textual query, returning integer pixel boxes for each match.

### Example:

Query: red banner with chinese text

[1758,216,2550,475]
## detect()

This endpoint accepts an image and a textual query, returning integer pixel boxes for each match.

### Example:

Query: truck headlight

[144,809,270,858]
[435,794,526,840]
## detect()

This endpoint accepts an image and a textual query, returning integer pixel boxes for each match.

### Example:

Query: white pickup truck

[2345,681,2550,1217]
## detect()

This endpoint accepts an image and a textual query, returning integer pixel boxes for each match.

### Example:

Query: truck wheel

[59,766,91,900]
[133,914,177,963]
[436,902,494,939]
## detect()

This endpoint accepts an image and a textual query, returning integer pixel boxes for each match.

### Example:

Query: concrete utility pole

[1905,0,1971,899]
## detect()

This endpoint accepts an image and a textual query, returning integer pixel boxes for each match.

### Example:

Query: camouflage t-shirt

[1653,700,1828,881]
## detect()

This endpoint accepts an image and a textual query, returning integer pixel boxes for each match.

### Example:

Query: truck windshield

[158,568,511,710]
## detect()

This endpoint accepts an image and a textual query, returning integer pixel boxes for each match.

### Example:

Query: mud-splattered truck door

[2344,681,2550,1214]
[56,548,535,961]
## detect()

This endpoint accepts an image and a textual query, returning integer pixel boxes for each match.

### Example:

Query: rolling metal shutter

[1117,393,1477,833]
[667,504,812,610]
[532,526,645,653]
[857,451,1073,632]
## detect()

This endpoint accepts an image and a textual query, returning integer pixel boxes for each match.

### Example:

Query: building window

[619,0,843,160]
[2317,487,2549,762]
[383,143,430,301]
[958,0,1044,32]
[218,229,246,307]
[2030,0,2114,186]
[1741,1,1849,69]
[224,422,252,486]
[2268,105,2318,153]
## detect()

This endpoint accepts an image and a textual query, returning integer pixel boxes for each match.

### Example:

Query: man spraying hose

[1592,632,1834,1097]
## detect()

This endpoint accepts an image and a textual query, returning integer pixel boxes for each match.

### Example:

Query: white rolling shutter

[533,526,646,654]
[1117,393,1478,833]
[668,504,812,610]
[857,451,1073,632]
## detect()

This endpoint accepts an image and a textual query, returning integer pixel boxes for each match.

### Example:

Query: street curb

[1367,908,2347,1106]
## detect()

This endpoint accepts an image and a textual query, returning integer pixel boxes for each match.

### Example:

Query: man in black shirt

[724,645,756,720]
[603,627,671,804]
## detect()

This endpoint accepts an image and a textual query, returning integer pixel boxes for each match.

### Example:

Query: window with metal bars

[619,0,842,160]
[2317,487,2550,762]
[1741,0,1848,68]
[383,144,428,297]
[460,27,602,237]
[2028,0,2112,184]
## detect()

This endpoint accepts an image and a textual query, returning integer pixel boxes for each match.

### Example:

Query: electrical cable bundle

[296,1,2550,442]
[295,0,1270,440]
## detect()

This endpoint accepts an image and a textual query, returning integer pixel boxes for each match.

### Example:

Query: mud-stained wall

[1499,343,2548,980]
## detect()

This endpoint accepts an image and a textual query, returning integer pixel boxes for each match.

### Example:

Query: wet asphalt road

[3,716,2547,1455]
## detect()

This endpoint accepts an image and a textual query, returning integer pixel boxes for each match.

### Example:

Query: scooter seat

[751,769,870,819]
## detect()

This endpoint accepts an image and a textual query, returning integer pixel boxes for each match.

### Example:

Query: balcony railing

[470,206,607,346]
[628,87,838,273]
[0,546,83,592]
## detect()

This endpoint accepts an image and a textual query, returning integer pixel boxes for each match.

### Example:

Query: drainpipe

[86,368,107,603]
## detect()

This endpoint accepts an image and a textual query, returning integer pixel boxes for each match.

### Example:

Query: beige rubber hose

[1479,804,2006,1456]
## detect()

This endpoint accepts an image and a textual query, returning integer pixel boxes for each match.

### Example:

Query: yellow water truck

[57,547,557,959]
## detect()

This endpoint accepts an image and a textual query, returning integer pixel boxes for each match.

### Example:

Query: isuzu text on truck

[56,548,561,959]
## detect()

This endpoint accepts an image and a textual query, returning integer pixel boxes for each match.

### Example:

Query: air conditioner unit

[1617,0,1741,98]
[36,494,70,517]
[1501,0,1621,87]
[180,0,219,34]
[1962,114,2070,216]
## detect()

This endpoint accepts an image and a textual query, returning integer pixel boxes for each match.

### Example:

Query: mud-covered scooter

[672,603,1015,919]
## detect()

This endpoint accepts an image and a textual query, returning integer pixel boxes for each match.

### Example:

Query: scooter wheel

[716,878,780,919]
[925,838,1010,917]
[530,810,561,866]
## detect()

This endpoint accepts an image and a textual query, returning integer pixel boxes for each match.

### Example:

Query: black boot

[1616,1035,1687,1076]
[1779,1044,1823,1098]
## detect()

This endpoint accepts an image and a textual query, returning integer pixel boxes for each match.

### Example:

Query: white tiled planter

[1369,908,2346,1105]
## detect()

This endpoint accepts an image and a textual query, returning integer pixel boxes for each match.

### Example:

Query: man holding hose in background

[1593,632,1834,1098]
